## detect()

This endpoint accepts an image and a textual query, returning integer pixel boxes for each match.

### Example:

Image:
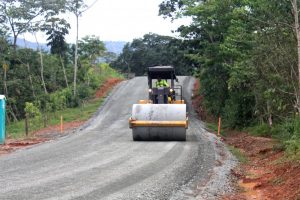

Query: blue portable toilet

[0,95,6,144]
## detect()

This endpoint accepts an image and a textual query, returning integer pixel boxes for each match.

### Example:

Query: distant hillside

[11,37,126,55]
[104,41,127,54]
[12,37,50,51]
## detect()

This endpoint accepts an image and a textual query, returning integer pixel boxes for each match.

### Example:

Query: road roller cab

[129,66,188,141]
[147,66,183,104]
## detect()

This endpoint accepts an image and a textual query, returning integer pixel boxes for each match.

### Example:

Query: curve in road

[0,77,236,200]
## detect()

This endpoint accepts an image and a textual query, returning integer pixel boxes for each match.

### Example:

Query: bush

[49,91,67,111]
[222,90,255,128]
[248,123,272,137]
[282,117,300,160]
[77,83,93,100]
[59,88,73,107]
[24,102,42,132]
[248,117,300,160]
[285,135,300,160]
[24,102,41,118]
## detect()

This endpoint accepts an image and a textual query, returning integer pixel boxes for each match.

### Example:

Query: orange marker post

[60,115,63,133]
[217,115,221,137]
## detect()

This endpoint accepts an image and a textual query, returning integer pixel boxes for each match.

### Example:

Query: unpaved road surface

[0,77,236,200]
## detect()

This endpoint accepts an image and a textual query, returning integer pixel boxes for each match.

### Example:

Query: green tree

[159,0,298,128]
[0,0,67,48]
[113,33,193,76]
[43,17,70,88]
[78,35,106,64]
[66,0,86,96]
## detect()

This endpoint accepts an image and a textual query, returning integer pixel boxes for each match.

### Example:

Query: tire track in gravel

[0,76,236,200]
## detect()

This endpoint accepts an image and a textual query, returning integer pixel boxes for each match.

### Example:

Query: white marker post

[0,95,6,144]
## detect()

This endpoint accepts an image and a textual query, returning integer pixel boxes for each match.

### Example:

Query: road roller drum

[129,104,187,141]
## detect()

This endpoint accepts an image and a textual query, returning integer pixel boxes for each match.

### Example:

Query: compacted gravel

[0,77,237,200]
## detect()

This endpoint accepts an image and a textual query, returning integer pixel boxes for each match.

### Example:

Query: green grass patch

[246,123,272,137]
[270,177,285,186]
[7,96,105,139]
[228,145,248,163]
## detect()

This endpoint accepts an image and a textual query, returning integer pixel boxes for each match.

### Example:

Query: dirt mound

[0,138,48,156]
[192,80,212,121]
[95,78,122,98]
[224,132,275,157]
[223,132,300,200]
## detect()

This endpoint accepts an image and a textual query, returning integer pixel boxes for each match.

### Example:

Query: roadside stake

[25,113,29,137]
[217,115,221,137]
[60,115,63,133]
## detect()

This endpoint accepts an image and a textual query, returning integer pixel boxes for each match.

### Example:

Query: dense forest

[1,0,300,158]
[112,33,195,75]
[157,0,300,158]
[0,0,121,125]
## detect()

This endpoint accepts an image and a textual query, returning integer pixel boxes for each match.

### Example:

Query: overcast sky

[24,0,190,43]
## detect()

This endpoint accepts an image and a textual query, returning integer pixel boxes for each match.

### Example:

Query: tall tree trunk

[73,13,79,96]
[27,63,36,97]
[292,0,300,112]
[13,33,18,50]
[60,54,69,88]
[3,65,8,96]
[33,33,48,94]
[2,63,18,124]
[8,106,18,122]
[39,48,47,94]
[23,37,36,97]
[267,101,273,127]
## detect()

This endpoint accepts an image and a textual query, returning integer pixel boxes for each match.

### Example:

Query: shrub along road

[0,77,236,200]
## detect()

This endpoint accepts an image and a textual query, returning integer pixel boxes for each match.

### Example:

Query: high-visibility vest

[156,79,169,87]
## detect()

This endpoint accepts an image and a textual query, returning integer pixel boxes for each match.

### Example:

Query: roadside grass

[7,97,104,139]
[227,145,248,163]
[207,117,300,162]
[245,123,272,137]
[246,119,300,162]
[6,64,123,140]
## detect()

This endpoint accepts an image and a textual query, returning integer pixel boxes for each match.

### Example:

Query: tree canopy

[112,33,194,76]
[0,0,120,122]
[159,0,298,128]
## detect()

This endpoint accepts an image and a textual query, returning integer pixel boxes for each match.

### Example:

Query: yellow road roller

[129,66,188,141]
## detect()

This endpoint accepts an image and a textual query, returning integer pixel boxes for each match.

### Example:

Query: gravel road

[0,77,236,200]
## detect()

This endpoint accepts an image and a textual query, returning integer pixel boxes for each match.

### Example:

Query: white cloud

[24,0,191,43]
